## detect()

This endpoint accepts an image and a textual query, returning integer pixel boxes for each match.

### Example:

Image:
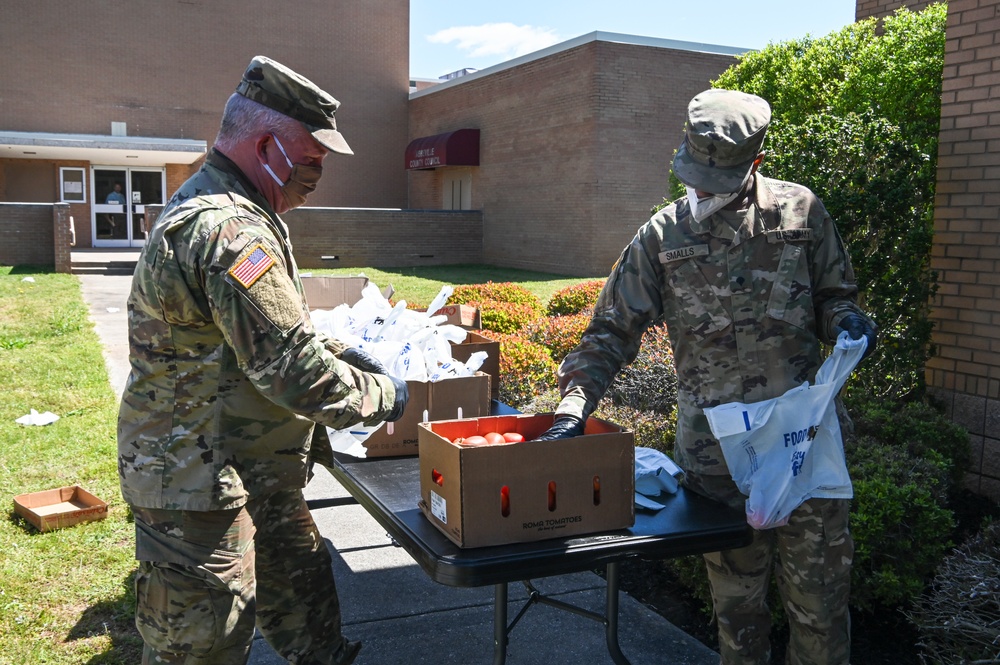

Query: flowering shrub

[476,301,543,335]
[451,282,543,313]
[481,332,557,408]
[547,279,605,316]
[525,313,590,363]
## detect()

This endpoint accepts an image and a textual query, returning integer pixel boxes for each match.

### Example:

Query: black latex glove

[533,414,585,441]
[839,313,877,360]
[385,375,409,422]
[341,346,388,375]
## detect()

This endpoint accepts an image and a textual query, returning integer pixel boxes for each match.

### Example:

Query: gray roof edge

[0,130,207,152]
[410,30,752,99]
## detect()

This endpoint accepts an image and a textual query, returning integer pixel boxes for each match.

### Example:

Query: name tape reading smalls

[658,245,709,264]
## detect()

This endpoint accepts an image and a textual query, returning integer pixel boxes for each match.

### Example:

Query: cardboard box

[450,331,501,401]
[361,371,492,458]
[418,413,635,548]
[430,304,481,330]
[301,275,370,309]
[13,485,109,532]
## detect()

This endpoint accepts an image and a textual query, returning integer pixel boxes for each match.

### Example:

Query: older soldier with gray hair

[536,88,877,664]
[118,56,408,664]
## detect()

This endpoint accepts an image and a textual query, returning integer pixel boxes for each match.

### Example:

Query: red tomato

[459,435,489,447]
[502,432,524,443]
[483,431,506,445]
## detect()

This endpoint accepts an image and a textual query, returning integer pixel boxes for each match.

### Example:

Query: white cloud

[427,23,562,60]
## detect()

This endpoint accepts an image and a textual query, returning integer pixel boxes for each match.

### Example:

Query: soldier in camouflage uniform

[117,56,409,665]
[536,89,877,664]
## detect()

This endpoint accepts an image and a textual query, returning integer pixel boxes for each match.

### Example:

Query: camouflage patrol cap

[672,89,770,194]
[236,55,353,155]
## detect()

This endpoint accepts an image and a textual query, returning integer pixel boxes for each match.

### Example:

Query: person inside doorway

[102,182,126,237]
[105,182,126,204]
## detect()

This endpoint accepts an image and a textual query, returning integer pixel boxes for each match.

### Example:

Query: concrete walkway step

[70,249,140,276]
[71,263,137,275]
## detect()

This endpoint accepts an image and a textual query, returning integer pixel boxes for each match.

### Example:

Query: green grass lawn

[0,263,600,662]
[0,269,140,663]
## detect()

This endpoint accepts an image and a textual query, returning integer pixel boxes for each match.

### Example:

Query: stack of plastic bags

[311,282,488,456]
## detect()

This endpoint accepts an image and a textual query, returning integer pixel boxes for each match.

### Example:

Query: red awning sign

[405,128,480,170]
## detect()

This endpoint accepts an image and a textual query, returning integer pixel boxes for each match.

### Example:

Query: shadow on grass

[66,569,144,664]
[5,264,55,275]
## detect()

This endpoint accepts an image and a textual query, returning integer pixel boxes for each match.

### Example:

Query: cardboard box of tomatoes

[417,413,635,548]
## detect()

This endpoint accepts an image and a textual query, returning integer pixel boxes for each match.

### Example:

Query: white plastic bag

[311,279,491,458]
[634,447,684,510]
[704,332,866,530]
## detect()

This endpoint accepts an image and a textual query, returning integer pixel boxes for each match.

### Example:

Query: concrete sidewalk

[78,269,720,665]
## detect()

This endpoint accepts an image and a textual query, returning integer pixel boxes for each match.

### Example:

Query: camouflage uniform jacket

[557,175,874,475]
[118,149,397,510]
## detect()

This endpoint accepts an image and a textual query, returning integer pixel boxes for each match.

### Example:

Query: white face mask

[686,187,740,222]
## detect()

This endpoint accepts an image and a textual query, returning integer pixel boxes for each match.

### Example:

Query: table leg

[491,568,632,664]
[605,562,630,665]
[494,582,508,665]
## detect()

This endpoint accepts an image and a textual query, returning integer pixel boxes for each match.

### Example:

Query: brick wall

[409,38,739,277]
[142,205,483,273]
[0,203,56,267]
[53,204,72,273]
[283,208,482,270]
[0,0,409,209]
[920,0,1000,499]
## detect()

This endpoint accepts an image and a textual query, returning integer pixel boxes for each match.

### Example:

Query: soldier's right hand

[385,376,409,422]
[533,414,585,441]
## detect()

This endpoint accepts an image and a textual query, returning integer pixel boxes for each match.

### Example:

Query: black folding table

[324,450,752,664]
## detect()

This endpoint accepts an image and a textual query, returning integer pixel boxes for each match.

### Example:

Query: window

[59,167,86,203]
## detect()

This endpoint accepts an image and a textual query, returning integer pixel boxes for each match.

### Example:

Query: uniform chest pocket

[766,242,813,331]
[665,258,731,336]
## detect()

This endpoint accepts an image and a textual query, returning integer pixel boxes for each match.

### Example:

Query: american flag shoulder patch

[228,243,276,289]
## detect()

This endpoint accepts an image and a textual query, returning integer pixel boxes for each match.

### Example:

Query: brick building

[0,0,410,250]
[407,33,744,276]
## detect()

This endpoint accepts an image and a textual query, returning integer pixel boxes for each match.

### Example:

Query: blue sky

[410,1,858,79]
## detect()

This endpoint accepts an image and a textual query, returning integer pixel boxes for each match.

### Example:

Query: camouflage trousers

[684,472,853,665]
[131,488,358,664]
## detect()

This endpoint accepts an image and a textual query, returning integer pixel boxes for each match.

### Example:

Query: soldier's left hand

[341,347,388,375]
[839,314,877,360]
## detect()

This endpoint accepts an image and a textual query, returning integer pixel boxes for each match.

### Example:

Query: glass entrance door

[92,167,165,247]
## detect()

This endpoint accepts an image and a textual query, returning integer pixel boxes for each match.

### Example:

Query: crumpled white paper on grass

[16,409,60,426]
[311,283,488,457]
[634,446,684,510]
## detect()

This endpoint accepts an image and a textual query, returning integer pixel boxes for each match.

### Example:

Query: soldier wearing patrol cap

[536,88,877,664]
[118,55,408,664]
